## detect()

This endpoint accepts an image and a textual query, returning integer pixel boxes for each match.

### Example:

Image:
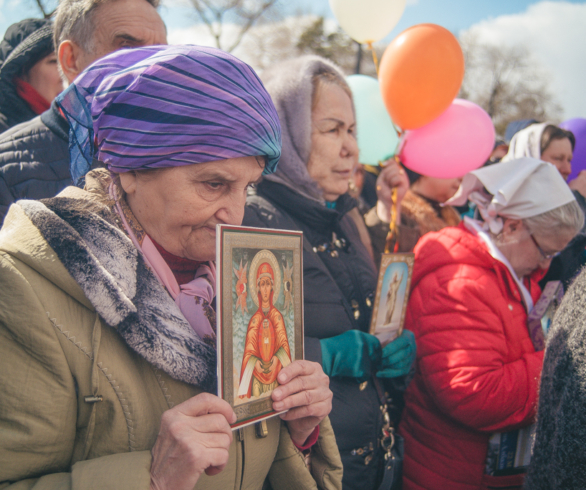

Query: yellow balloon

[329,0,407,44]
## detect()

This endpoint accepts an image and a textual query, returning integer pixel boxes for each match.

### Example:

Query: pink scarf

[112,189,217,345]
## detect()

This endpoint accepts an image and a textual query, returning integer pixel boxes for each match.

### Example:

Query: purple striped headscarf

[56,45,282,185]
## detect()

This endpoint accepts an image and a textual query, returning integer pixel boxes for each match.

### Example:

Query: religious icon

[216,225,304,428]
[370,253,414,347]
[237,253,292,399]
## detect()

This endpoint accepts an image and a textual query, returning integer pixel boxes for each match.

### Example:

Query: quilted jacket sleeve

[407,262,544,433]
[0,252,152,490]
[0,173,14,223]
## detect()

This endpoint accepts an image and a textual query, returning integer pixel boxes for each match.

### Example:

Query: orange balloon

[379,24,465,130]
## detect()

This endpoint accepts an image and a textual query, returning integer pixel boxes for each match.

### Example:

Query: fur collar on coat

[401,190,461,236]
[16,172,216,392]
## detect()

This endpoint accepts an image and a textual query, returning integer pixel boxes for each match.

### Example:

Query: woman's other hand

[319,330,382,381]
[376,159,409,223]
[377,329,416,379]
[272,360,333,446]
[150,393,236,490]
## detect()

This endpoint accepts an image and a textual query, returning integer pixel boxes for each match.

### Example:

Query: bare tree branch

[188,0,280,52]
[295,17,381,77]
[34,0,48,17]
[32,0,56,18]
[458,33,562,136]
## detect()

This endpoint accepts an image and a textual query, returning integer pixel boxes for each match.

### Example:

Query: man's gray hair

[523,199,585,236]
[53,0,160,52]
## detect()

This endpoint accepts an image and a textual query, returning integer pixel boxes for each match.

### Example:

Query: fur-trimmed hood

[401,190,461,237]
[6,179,216,392]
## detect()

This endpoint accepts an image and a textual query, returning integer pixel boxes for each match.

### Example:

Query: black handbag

[374,378,405,490]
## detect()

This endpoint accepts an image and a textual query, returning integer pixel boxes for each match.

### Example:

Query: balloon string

[367,41,379,76]
[368,40,398,253]
[392,121,403,139]
[365,42,400,139]
[383,156,401,254]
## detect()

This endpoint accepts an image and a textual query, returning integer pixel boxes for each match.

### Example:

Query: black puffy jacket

[244,180,386,490]
[0,102,71,223]
[0,18,54,133]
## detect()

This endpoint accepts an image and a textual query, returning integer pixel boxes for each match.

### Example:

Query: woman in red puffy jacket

[399,158,584,490]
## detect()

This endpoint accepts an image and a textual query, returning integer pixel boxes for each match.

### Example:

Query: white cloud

[462,1,586,120]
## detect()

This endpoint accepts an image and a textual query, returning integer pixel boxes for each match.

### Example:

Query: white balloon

[329,0,407,44]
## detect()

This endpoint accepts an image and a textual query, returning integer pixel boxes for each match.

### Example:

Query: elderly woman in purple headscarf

[0,46,341,490]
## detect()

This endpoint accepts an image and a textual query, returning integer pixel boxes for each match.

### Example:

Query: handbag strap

[378,448,400,490]
[373,378,399,490]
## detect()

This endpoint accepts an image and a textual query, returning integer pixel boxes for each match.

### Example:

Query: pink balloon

[399,99,495,178]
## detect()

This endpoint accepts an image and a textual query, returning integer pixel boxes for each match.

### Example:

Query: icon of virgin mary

[238,251,291,399]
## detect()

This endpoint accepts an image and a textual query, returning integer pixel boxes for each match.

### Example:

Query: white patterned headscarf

[447,158,576,234]
[501,123,547,162]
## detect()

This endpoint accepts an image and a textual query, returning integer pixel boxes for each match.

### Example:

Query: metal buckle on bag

[382,406,391,429]
[381,429,396,461]
[379,403,396,461]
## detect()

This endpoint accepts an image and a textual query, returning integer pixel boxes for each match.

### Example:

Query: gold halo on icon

[248,249,281,307]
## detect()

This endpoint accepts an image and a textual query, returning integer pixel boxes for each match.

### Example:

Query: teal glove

[320,330,382,382]
[376,330,416,379]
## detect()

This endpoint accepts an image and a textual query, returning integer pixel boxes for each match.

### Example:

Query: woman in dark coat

[0,18,62,133]
[525,266,586,490]
[243,55,416,490]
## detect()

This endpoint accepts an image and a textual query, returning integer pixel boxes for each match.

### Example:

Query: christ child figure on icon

[238,262,291,399]
[384,271,403,325]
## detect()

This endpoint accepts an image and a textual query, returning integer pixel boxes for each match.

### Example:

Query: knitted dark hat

[0,18,54,81]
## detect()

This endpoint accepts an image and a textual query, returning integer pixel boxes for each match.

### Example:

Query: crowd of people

[0,1,585,490]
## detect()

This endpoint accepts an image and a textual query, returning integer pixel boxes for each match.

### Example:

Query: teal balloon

[347,74,399,166]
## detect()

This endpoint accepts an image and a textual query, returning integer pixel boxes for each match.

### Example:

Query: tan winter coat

[0,182,342,490]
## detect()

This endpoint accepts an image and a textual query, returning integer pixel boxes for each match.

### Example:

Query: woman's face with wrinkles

[307,83,358,202]
[120,156,264,261]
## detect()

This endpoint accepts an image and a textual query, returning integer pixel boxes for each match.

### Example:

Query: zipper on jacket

[237,428,245,489]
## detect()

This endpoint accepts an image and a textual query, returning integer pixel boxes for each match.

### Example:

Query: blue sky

[2,0,585,118]
[157,0,586,36]
[2,0,583,38]
[166,0,586,119]
[385,0,586,33]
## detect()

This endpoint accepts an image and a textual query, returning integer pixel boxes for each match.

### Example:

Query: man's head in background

[54,0,167,84]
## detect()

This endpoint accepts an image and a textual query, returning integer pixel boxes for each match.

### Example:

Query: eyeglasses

[529,234,562,260]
